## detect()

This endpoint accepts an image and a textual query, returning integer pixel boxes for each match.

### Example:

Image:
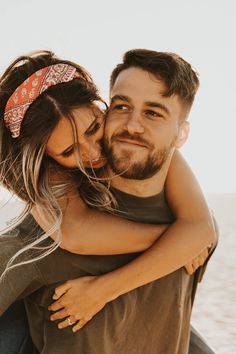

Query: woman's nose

[80,139,102,161]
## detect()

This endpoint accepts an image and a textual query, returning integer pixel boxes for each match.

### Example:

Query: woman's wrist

[95,269,134,302]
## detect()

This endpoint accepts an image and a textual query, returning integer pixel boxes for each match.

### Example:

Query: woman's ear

[175,121,190,148]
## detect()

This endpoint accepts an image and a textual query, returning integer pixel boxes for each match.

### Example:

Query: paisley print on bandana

[4,64,81,138]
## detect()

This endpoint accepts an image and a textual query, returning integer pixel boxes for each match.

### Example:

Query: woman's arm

[48,151,216,332]
[31,165,169,254]
[62,198,169,254]
[32,149,213,257]
[57,150,215,260]
[32,198,168,255]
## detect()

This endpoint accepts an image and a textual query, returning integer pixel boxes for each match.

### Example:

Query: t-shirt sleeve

[0,234,44,315]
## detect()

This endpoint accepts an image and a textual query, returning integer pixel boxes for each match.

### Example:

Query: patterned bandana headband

[4,64,81,138]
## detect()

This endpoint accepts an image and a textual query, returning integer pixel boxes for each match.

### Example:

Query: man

[0,49,216,354]
[102,49,217,353]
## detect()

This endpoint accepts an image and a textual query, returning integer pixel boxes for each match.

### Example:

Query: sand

[192,194,236,354]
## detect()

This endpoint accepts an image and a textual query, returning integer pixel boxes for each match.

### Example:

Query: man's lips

[115,138,147,148]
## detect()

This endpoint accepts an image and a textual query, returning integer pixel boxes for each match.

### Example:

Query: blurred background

[0,1,235,352]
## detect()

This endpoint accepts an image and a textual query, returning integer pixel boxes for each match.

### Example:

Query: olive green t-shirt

[0,190,216,354]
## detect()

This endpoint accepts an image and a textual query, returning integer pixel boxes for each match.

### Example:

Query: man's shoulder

[112,188,175,224]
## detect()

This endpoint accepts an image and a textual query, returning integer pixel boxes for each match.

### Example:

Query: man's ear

[175,121,190,148]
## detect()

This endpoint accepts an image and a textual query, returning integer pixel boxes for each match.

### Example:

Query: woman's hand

[184,246,209,275]
[48,276,111,332]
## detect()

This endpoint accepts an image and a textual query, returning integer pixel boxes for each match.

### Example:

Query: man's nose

[126,111,144,135]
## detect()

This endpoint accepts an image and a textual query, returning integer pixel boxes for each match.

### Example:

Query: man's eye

[145,110,163,118]
[112,104,129,111]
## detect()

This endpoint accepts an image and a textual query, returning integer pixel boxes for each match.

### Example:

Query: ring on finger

[67,317,76,326]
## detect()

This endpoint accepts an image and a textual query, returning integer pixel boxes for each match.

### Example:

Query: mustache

[111,131,153,148]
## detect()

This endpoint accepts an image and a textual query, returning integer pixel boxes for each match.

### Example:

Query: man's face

[103,67,188,179]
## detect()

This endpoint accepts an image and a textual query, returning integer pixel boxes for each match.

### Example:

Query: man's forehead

[110,67,167,97]
[110,67,182,117]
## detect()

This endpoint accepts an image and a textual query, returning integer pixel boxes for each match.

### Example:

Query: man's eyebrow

[110,94,131,103]
[145,101,170,115]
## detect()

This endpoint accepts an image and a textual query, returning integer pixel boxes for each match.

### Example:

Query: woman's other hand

[184,246,210,275]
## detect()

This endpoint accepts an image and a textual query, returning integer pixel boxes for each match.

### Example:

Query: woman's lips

[84,156,107,168]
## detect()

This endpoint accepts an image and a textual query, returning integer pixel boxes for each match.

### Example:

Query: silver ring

[67,317,75,326]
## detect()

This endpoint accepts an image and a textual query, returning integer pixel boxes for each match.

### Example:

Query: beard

[103,132,175,180]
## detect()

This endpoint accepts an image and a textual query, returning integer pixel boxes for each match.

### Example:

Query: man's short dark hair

[110,49,200,117]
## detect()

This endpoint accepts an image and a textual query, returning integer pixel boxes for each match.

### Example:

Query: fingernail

[52,295,57,300]
[58,324,63,329]
[72,328,76,332]
[50,316,54,321]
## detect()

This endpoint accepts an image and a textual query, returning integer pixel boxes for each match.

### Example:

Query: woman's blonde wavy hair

[0,50,114,278]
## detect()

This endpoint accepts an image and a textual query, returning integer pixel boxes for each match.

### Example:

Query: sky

[0,0,235,194]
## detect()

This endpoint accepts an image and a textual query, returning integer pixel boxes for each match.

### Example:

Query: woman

[0,50,215,353]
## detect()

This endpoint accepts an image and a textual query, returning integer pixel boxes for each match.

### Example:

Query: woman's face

[46,104,107,169]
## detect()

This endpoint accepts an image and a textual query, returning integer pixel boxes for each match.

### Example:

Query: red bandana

[4,64,81,138]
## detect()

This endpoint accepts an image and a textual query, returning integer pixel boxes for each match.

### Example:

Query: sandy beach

[192,194,236,354]
[0,191,235,353]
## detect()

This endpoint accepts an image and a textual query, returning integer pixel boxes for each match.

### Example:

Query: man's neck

[107,158,171,197]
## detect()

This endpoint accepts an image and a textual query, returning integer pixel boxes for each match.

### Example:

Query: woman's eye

[61,147,75,158]
[86,122,101,136]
